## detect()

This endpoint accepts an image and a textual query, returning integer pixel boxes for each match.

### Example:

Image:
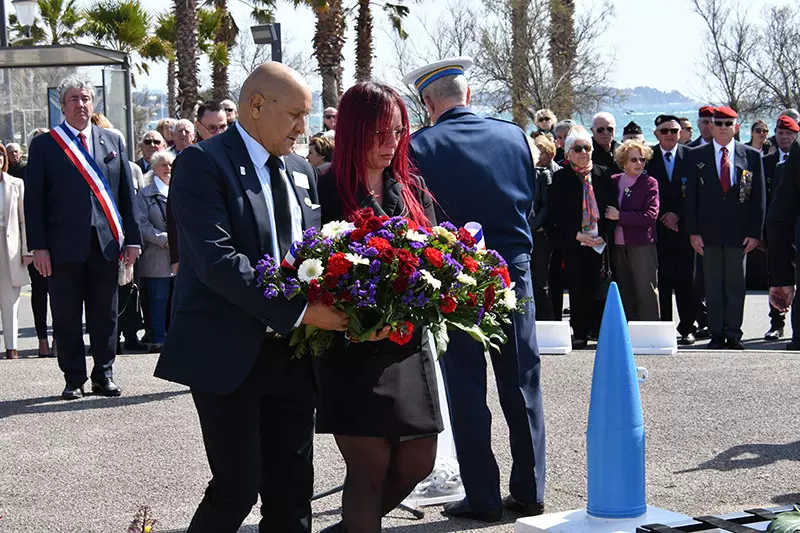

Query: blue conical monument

[586,282,646,519]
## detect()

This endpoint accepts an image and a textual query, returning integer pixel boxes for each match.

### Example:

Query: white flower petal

[344,253,369,266]
[297,258,324,282]
[321,220,356,239]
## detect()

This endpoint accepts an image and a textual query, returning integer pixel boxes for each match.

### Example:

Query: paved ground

[1,291,799,532]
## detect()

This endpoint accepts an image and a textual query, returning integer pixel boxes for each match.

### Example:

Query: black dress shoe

[443,499,502,523]
[92,378,122,397]
[678,333,696,346]
[695,326,711,339]
[787,341,800,351]
[124,339,148,353]
[62,386,84,401]
[573,339,588,350]
[503,495,544,516]
[764,328,784,341]
[727,338,745,350]
[707,336,726,350]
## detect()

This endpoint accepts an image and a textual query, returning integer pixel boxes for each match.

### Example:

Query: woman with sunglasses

[548,126,617,349]
[746,120,771,156]
[606,140,660,321]
[316,81,442,533]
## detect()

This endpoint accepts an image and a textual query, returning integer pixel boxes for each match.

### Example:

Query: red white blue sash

[50,123,125,250]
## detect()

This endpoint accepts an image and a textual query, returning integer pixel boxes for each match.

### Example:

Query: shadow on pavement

[676,441,800,473]
[383,515,518,531]
[772,493,800,505]
[0,389,189,420]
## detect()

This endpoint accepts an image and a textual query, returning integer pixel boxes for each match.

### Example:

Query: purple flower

[368,260,381,275]
[440,221,458,232]
[443,253,463,273]
[375,229,393,240]
[476,307,486,325]
[486,249,507,267]
[282,277,300,298]
[408,241,426,250]
[263,284,279,299]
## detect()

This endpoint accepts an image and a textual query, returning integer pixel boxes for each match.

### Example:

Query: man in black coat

[686,106,766,350]
[154,63,347,533]
[134,130,165,173]
[646,115,697,345]
[25,77,142,400]
[5,143,25,178]
[687,105,715,148]
[591,111,621,173]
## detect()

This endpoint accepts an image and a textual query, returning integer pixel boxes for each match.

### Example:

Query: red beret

[713,106,738,119]
[698,105,716,117]
[777,115,800,133]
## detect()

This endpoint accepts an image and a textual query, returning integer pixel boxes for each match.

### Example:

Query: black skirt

[315,328,444,438]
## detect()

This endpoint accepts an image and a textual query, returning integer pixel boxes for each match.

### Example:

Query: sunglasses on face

[628,157,646,164]
[143,139,162,145]
[572,145,592,153]
[537,117,552,122]
[754,128,768,134]
[595,126,614,134]
[659,128,680,135]
[714,121,734,127]
[224,108,235,112]
[324,115,336,119]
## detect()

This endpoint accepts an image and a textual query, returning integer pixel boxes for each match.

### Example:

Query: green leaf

[768,508,800,533]
[430,320,450,358]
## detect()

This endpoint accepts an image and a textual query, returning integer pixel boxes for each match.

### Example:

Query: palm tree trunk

[212,2,230,100]
[549,0,575,119]
[354,0,373,82]
[167,58,177,118]
[174,0,199,120]
[511,0,529,129]
[314,0,345,109]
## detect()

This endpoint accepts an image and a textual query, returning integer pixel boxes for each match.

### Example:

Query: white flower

[432,226,457,244]
[457,273,477,286]
[405,229,428,243]
[321,220,356,239]
[297,258,324,282]
[419,269,443,290]
[498,283,518,310]
[344,253,370,266]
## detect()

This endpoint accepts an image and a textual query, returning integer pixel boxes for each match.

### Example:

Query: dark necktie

[665,151,672,162]
[720,147,731,194]
[783,153,789,162]
[266,155,293,259]
[78,132,89,153]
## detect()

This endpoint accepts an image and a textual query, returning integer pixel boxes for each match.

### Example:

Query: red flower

[492,267,511,287]
[457,227,477,247]
[440,294,457,314]
[328,253,353,276]
[467,292,478,307]
[392,276,409,293]
[368,237,392,253]
[398,262,417,277]
[423,247,444,269]
[351,207,374,228]
[389,321,415,345]
[324,272,339,289]
[484,284,496,311]
[340,291,353,302]
[407,219,419,230]
[378,248,397,263]
[320,292,335,306]
[350,227,369,243]
[307,279,322,302]
[366,217,383,232]
[463,256,479,273]
[378,215,390,222]
[396,249,419,266]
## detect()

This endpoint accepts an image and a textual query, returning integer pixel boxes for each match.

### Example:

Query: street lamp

[1,0,39,46]
[250,23,282,64]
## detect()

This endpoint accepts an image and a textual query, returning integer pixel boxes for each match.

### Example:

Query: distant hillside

[620,86,697,109]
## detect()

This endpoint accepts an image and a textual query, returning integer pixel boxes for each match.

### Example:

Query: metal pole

[123,53,134,160]
[271,23,282,63]
[0,0,8,48]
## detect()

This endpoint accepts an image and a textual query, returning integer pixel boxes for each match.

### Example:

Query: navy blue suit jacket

[410,107,534,262]
[685,141,765,246]
[154,125,321,394]
[24,125,141,263]
[646,144,692,239]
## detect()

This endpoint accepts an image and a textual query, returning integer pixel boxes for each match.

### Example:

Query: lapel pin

[99,139,105,145]
[697,162,705,169]
[304,197,312,207]
[240,166,246,175]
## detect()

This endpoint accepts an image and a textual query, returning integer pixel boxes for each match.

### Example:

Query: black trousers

[117,280,142,341]
[188,341,316,533]
[50,233,118,388]
[702,245,746,340]
[28,264,49,340]
[531,231,554,320]
[657,236,697,336]
[563,244,604,340]
[549,246,565,321]
[694,254,709,328]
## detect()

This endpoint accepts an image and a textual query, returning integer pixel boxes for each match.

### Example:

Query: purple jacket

[612,172,660,245]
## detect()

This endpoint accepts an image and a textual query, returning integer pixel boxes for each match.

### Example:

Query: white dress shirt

[65,122,93,157]
[154,176,169,198]
[713,139,737,186]
[235,122,306,327]
[779,149,790,163]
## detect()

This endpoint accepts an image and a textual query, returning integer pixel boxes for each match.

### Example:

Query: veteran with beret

[403,57,546,522]
[685,106,766,350]
[621,121,645,143]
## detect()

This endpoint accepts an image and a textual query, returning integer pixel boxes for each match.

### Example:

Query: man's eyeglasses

[684,126,694,132]
[572,145,592,153]
[376,127,407,144]
[142,139,162,146]
[714,120,734,127]
[224,108,235,112]
[628,157,646,164]
[658,128,680,135]
[595,126,614,134]
[754,128,768,134]
[324,115,336,119]
[201,123,228,134]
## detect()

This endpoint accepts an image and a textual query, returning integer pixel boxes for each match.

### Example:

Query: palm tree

[549,0,575,118]
[510,0,530,129]
[206,1,237,100]
[9,0,80,45]
[353,1,412,82]
[173,0,199,119]
[314,0,345,107]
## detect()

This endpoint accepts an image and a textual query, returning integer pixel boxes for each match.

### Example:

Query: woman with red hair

[316,81,443,533]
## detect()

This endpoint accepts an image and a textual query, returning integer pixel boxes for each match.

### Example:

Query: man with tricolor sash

[25,77,142,401]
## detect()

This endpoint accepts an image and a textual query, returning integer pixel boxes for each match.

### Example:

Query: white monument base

[515,506,691,533]
[627,321,679,355]
[536,321,573,354]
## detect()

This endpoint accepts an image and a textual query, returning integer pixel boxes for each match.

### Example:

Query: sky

[12,0,795,100]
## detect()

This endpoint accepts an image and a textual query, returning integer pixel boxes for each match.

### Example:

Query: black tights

[334,435,437,533]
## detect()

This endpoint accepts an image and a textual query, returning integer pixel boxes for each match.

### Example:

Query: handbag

[595,245,612,301]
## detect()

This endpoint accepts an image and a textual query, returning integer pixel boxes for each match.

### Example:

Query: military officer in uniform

[685,106,765,350]
[403,57,545,522]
